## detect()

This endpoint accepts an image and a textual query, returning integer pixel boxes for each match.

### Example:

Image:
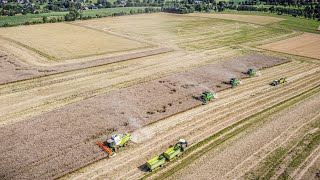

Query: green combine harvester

[146,139,188,172]
[271,78,287,86]
[200,91,216,105]
[247,69,257,77]
[230,78,241,88]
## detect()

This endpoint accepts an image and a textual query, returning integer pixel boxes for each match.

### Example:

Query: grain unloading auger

[98,133,132,157]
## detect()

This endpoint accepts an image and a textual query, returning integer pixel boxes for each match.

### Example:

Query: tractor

[230,78,241,88]
[146,139,188,172]
[98,133,132,157]
[271,78,287,86]
[200,91,216,105]
[247,69,257,77]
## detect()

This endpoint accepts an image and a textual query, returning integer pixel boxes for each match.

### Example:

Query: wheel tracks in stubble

[66,65,320,180]
[145,75,320,180]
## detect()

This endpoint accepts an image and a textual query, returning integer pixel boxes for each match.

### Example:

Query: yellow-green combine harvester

[98,133,132,157]
[146,139,188,172]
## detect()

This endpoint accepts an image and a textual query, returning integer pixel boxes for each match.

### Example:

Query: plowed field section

[259,33,320,60]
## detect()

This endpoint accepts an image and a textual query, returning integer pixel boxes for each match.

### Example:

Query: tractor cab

[178,139,188,151]
[271,78,287,86]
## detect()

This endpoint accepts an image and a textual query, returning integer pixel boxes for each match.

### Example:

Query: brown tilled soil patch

[259,33,320,60]
[0,54,288,180]
[188,13,284,25]
[0,47,171,85]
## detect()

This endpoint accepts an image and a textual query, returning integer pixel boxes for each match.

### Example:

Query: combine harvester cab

[146,155,166,172]
[271,77,287,86]
[163,139,188,161]
[200,91,216,105]
[98,133,132,157]
[230,78,241,88]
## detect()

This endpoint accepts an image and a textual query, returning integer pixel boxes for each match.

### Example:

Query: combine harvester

[146,139,188,172]
[271,78,287,86]
[230,78,241,88]
[98,133,132,157]
[200,91,216,105]
[247,69,257,77]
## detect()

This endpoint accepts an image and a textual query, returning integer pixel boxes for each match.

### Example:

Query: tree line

[0,0,164,16]
[162,0,320,20]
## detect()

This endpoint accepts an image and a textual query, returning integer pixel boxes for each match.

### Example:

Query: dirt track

[0,54,286,180]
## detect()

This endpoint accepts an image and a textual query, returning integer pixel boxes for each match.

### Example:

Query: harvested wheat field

[0,54,287,179]
[0,23,149,64]
[166,90,320,180]
[0,47,171,84]
[259,33,320,60]
[0,12,319,180]
[188,13,285,25]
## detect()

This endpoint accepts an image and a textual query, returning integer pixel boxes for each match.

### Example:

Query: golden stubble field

[0,23,148,64]
[259,33,320,60]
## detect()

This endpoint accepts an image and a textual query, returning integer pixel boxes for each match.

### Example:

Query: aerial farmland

[0,4,319,180]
